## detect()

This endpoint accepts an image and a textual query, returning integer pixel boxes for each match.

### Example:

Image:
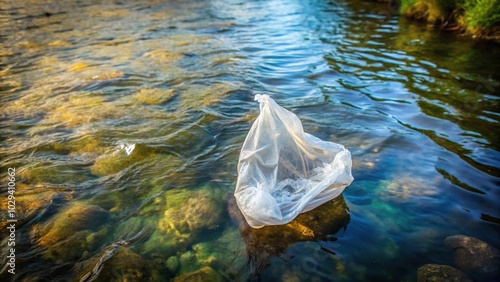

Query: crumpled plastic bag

[235,94,354,228]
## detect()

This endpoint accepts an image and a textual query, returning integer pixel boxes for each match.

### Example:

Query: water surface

[1,0,499,281]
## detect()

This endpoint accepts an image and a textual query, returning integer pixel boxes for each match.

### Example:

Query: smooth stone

[444,235,500,278]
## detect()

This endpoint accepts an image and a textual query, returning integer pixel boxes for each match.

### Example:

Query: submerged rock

[377,175,438,202]
[228,194,350,274]
[76,246,157,281]
[68,61,92,72]
[44,94,106,127]
[90,144,159,176]
[136,88,176,105]
[173,266,223,282]
[144,49,184,62]
[166,256,180,273]
[417,264,471,282]
[141,187,227,261]
[31,203,110,263]
[35,204,110,243]
[444,235,500,278]
[158,188,224,242]
[0,186,72,230]
[161,226,246,278]
[178,82,240,110]
[191,228,248,279]
[20,163,93,184]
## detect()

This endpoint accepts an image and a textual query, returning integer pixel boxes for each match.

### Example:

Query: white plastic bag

[235,94,353,228]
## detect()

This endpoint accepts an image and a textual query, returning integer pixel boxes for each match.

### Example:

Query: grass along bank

[399,0,500,40]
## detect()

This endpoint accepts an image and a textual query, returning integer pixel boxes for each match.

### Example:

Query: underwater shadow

[227,194,350,279]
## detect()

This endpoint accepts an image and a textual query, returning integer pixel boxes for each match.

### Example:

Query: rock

[136,88,176,105]
[20,162,93,184]
[166,256,180,273]
[227,194,350,274]
[174,266,223,282]
[90,144,159,176]
[417,264,471,282]
[191,228,248,279]
[444,235,500,278]
[45,94,106,126]
[158,189,224,242]
[32,203,110,255]
[144,49,183,62]
[91,69,124,80]
[178,82,240,110]
[0,186,72,229]
[68,62,91,72]
[140,230,183,258]
[75,245,157,281]
[38,203,109,243]
[178,250,198,273]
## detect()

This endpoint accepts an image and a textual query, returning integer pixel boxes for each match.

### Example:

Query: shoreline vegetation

[379,0,500,40]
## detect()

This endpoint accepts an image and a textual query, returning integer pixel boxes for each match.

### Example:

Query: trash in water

[235,94,353,228]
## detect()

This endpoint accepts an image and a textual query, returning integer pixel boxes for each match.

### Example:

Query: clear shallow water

[0,0,499,281]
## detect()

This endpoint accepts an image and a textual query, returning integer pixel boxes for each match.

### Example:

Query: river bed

[0,0,499,281]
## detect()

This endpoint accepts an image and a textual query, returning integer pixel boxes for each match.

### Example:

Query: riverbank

[397,0,500,40]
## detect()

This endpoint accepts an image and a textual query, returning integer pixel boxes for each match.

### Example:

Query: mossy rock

[166,255,180,273]
[76,247,157,281]
[68,135,106,158]
[158,188,224,241]
[228,194,349,272]
[140,230,185,258]
[33,203,110,248]
[42,227,109,263]
[91,69,124,80]
[44,94,107,127]
[0,186,72,229]
[19,163,93,184]
[90,144,159,176]
[190,228,248,279]
[174,266,223,282]
[178,82,240,110]
[48,40,71,47]
[31,203,110,263]
[169,34,210,47]
[143,50,184,62]
[68,62,92,72]
[136,88,176,105]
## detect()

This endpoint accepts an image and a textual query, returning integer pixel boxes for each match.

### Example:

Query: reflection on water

[0,0,499,281]
[228,195,349,278]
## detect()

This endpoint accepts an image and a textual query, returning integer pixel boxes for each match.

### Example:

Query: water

[1,0,499,281]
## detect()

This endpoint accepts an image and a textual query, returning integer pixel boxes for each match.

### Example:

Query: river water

[1,0,499,281]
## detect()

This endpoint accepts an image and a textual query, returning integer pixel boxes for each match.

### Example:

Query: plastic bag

[235,94,353,228]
